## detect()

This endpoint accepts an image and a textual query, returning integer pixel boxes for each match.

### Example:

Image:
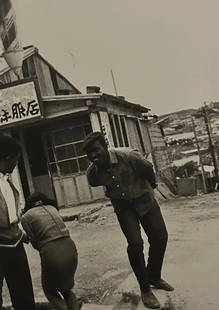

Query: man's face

[0,153,20,174]
[86,140,109,168]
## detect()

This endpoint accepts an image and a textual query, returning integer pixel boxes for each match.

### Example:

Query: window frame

[46,122,92,178]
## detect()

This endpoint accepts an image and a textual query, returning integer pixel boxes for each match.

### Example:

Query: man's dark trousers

[0,242,35,310]
[115,200,168,292]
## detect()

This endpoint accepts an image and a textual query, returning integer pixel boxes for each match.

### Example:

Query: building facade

[0,46,174,207]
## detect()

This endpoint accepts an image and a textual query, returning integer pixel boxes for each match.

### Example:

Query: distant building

[209,101,219,110]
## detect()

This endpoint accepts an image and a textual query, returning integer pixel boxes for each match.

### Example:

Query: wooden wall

[148,123,166,150]
[148,123,175,188]
[125,117,143,151]
[56,73,78,93]
[53,175,104,207]
[0,52,79,97]
[139,120,152,154]
[33,55,55,96]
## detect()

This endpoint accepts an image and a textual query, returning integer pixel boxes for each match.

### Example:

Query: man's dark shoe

[141,289,160,309]
[150,279,174,291]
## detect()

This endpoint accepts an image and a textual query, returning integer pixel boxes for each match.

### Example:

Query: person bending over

[22,192,79,310]
[83,132,174,309]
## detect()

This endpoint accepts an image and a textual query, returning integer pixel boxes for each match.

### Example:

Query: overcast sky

[8,0,219,115]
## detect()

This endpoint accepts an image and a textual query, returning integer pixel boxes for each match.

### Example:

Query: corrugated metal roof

[42,93,103,101]
[42,92,150,113]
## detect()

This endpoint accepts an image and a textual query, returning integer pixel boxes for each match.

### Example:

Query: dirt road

[164,193,219,310]
[3,193,219,309]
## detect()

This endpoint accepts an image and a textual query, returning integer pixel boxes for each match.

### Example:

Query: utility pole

[202,103,219,184]
[191,117,207,193]
[110,69,118,96]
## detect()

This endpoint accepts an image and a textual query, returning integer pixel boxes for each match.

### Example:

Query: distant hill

[160,108,198,121]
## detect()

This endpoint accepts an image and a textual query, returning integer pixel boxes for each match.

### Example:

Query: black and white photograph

[0,1,219,309]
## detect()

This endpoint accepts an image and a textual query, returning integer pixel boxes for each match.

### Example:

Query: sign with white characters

[0,79,42,127]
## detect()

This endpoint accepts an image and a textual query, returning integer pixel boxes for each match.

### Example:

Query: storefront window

[78,157,89,171]
[56,145,76,160]
[109,113,129,147]
[47,122,92,177]
[59,159,78,175]
[72,127,85,141]
[109,114,118,147]
[75,142,84,156]
[48,148,55,162]
[120,116,129,147]
[54,129,72,145]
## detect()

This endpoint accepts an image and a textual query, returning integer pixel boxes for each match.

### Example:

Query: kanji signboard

[0,79,42,127]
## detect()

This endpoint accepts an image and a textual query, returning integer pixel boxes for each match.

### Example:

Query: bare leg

[44,289,67,310]
[61,290,79,310]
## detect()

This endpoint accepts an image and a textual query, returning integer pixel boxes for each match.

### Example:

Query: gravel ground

[2,193,219,309]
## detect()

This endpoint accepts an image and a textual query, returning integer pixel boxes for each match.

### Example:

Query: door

[22,126,55,200]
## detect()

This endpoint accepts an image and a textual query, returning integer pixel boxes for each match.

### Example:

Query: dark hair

[82,131,107,152]
[0,135,21,159]
[23,192,58,213]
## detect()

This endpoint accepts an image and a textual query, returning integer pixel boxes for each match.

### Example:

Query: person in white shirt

[0,135,35,310]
